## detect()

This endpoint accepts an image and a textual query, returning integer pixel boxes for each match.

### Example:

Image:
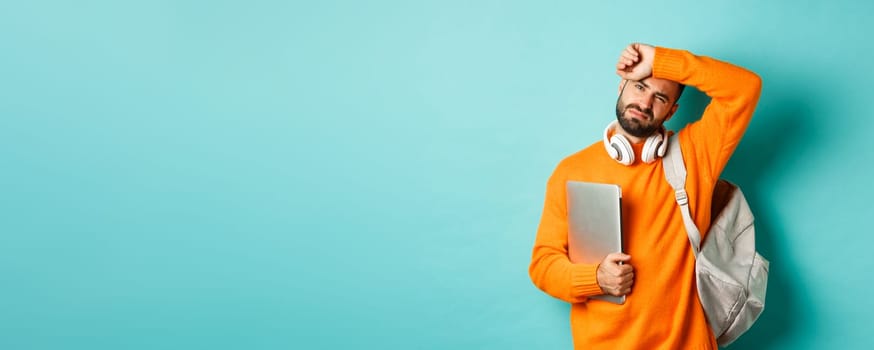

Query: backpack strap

[662,135,702,256]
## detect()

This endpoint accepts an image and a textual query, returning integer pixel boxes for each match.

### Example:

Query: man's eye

[657,97,667,103]
[635,84,644,90]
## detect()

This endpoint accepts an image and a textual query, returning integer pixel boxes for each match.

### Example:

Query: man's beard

[615,98,660,138]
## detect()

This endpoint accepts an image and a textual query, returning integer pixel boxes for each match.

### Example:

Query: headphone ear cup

[610,134,634,165]
[605,140,620,160]
[641,133,664,164]
[656,130,668,157]
[603,121,619,160]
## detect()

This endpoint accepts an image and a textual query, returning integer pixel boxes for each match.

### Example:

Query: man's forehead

[639,77,681,97]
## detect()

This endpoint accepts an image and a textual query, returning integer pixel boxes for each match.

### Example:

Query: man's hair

[675,83,686,104]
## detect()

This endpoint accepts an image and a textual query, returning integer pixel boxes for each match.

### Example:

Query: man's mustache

[625,104,653,120]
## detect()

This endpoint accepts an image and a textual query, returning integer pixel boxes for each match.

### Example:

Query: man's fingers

[614,272,634,284]
[606,264,633,277]
[606,272,634,290]
[607,281,633,296]
[617,54,636,67]
[618,264,634,275]
[605,253,631,263]
[602,253,633,275]
[619,275,634,288]
[611,276,634,296]
[617,57,635,68]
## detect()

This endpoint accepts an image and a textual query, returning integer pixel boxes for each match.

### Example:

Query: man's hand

[616,43,655,81]
[597,253,634,296]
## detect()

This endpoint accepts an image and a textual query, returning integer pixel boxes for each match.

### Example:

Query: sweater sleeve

[528,162,604,303]
[653,47,762,180]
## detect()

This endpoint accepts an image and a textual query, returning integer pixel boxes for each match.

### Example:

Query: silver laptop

[566,181,625,304]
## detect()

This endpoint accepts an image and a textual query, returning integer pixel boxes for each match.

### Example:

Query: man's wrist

[652,46,688,83]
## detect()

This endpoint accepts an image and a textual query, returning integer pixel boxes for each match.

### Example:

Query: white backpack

[662,135,769,347]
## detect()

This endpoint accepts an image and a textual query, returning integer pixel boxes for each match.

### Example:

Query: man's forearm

[653,47,761,118]
[653,47,762,178]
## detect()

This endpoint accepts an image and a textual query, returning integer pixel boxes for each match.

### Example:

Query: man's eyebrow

[654,91,671,101]
[637,79,672,102]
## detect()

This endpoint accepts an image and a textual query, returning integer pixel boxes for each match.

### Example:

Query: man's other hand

[616,43,655,81]
[597,252,635,296]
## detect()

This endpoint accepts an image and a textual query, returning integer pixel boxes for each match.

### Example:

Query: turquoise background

[2,1,872,349]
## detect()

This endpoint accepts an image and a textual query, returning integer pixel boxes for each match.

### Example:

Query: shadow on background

[724,97,812,349]
[669,87,811,349]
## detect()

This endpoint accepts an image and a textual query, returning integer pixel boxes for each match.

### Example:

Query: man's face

[615,78,681,138]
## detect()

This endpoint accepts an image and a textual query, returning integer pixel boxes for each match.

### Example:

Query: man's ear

[618,80,628,96]
[665,103,680,122]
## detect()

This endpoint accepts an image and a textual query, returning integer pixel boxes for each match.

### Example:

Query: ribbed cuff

[653,46,689,83]
[571,263,604,297]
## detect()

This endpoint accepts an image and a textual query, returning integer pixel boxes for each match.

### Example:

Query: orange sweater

[529,47,761,350]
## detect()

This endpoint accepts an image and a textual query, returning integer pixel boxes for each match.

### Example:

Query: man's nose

[641,94,655,109]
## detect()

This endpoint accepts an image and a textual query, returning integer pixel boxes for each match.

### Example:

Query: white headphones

[603,120,668,165]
